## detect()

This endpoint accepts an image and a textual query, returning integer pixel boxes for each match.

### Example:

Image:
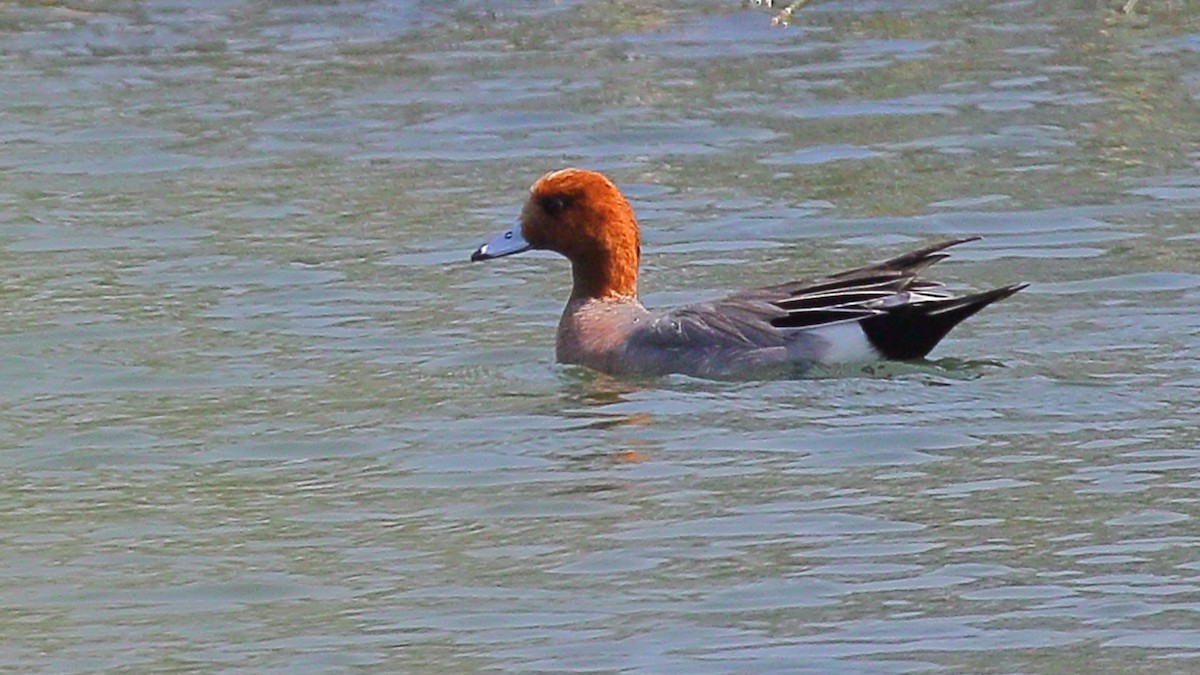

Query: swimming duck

[471,168,1025,379]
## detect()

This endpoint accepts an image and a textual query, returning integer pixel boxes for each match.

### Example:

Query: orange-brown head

[472,168,641,301]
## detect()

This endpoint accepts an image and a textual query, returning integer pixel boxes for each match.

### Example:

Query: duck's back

[582,239,1026,378]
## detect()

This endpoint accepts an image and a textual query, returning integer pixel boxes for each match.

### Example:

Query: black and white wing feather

[628,238,1025,376]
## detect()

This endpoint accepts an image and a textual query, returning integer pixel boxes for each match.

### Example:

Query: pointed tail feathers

[861,283,1027,360]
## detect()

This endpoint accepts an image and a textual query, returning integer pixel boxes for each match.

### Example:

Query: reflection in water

[2,0,1200,672]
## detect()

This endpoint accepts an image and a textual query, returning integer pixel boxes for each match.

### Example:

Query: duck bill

[471,219,531,261]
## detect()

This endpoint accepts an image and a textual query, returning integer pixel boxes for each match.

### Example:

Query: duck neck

[569,246,639,302]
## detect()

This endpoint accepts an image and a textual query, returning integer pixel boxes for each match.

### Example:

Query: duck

[471,168,1026,379]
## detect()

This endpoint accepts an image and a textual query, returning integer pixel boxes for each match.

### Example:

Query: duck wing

[629,238,1025,374]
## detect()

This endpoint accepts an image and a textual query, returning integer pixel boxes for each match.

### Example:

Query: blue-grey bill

[471,220,530,261]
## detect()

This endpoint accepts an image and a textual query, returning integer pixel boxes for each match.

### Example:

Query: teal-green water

[2,1,1199,671]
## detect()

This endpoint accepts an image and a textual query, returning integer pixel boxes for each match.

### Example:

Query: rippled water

[3,0,1200,671]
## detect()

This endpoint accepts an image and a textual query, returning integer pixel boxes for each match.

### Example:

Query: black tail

[861,283,1027,360]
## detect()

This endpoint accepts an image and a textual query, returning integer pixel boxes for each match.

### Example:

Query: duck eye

[542,196,566,215]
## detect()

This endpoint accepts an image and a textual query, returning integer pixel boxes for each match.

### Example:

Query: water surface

[2,1,1200,672]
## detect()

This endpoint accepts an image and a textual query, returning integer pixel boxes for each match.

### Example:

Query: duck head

[472,168,641,300]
